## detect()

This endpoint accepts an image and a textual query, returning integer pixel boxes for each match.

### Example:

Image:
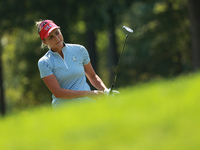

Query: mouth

[56,41,61,44]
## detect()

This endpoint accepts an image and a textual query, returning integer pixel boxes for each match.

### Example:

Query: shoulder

[65,44,88,56]
[38,50,52,66]
[66,43,86,51]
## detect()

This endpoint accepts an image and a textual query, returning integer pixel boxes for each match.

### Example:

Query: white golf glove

[104,88,120,95]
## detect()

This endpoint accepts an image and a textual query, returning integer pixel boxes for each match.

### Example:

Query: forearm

[42,74,103,100]
[84,62,108,91]
[89,74,107,91]
[53,88,92,99]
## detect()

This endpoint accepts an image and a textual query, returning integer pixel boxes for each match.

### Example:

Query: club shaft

[110,33,129,94]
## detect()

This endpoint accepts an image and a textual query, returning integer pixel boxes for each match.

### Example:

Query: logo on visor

[38,20,54,33]
[44,24,52,31]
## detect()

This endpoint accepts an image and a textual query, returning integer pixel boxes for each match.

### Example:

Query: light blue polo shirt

[38,43,94,108]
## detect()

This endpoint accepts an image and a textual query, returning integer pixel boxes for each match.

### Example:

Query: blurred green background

[0,72,200,149]
[0,0,200,115]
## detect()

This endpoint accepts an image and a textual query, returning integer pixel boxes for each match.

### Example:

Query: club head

[122,26,133,33]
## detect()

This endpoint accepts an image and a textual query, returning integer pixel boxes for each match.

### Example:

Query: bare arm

[42,74,102,99]
[84,62,108,91]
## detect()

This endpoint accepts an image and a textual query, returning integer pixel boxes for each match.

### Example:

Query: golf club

[109,25,133,95]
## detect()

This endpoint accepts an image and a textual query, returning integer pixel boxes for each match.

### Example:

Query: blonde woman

[36,20,108,109]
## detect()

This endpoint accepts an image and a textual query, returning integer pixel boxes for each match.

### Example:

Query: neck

[51,43,65,58]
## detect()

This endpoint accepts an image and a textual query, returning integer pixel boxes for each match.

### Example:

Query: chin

[58,41,64,48]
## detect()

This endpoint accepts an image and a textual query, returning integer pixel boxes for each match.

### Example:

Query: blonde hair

[35,20,49,49]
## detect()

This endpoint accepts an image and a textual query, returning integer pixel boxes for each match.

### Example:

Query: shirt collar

[50,42,66,55]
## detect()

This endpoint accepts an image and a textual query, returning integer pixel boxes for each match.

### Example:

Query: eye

[48,36,53,40]
[55,31,59,35]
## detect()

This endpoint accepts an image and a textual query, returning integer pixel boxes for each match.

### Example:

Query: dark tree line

[188,0,200,70]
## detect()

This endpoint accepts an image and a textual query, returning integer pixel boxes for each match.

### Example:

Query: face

[43,29,64,51]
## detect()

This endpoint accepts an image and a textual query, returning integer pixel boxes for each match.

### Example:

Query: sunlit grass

[1,73,200,150]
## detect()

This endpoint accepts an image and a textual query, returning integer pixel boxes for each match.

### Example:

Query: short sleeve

[81,46,90,65]
[38,58,53,78]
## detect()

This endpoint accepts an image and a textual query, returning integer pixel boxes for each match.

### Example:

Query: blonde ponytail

[35,20,49,49]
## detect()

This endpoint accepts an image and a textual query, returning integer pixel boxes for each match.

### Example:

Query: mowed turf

[0,73,200,150]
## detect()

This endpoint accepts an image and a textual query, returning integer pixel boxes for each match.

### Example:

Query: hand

[93,90,104,96]
[104,88,120,95]
[88,90,104,99]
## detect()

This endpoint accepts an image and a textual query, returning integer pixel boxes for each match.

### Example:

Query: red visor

[38,20,60,40]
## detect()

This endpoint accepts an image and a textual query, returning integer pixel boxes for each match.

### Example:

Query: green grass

[1,73,200,150]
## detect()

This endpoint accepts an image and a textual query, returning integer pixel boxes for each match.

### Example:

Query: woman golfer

[36,20,109,109]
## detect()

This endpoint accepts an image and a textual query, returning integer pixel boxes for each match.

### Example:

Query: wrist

[104,88,110,95]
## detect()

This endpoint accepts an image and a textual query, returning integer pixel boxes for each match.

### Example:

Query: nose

[55,35,59,40]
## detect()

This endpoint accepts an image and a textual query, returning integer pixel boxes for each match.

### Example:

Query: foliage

[2,28,51,111]
[0,72,200,149]
[117,0,191,87]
